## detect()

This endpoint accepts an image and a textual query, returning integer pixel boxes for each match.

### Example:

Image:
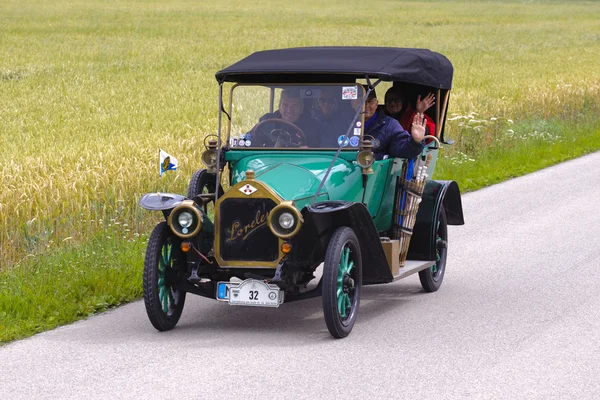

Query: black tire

[143,221,186,331]
[419,206,448,292]
[322,227,362,339]
[187,169,223,215]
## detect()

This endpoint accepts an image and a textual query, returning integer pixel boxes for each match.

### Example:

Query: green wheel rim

[158,243,175,314]
[336,246,355,319]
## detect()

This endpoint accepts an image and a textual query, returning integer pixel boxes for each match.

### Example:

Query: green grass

[436,120,600,190]
[0,227,147,343]
[1,0,599,343]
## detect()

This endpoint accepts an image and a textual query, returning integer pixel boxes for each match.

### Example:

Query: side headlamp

[201,138,219,173]
[357,150,375,168]
[201,149,218,173]
[357,138,375,175]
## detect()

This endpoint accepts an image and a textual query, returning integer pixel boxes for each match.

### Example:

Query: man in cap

[362,88,426,159]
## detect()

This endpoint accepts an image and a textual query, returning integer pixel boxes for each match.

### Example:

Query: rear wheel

[322,227,362,338]
[419,207,448,292]
[143,222,186,331]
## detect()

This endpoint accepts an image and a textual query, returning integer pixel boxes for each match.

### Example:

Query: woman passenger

[384,87,436,137]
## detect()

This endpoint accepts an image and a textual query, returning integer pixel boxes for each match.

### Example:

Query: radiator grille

[218,198,278,262]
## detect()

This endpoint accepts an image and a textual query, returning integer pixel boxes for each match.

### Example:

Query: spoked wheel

[143,221,186,331]
[322,227,362,338]
[187,169,223,215]
[419,207,448,292]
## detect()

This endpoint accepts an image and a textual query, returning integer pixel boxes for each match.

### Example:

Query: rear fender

[407,180,464,260]
[299,201,393,284]
[439,180,464,225]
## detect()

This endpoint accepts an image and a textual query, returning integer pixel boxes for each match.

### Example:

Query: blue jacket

[365,110,424,159]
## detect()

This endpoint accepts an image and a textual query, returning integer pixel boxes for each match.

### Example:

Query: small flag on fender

[159,149,178,176]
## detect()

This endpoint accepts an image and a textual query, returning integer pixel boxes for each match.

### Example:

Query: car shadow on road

[147,280,428,346]
[50,279,429,348]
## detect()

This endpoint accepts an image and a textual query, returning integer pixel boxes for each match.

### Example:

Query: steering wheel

[252,118,307,148]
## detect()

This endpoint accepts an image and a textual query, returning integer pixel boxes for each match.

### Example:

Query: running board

[392,260,435,281]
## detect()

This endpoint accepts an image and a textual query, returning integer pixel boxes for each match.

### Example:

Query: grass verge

[0,229,146,343]
[436,120,600,190]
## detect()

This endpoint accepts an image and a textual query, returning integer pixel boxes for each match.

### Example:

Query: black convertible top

[216,47,453,89]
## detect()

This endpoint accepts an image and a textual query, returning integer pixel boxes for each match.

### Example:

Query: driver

[249,88,321,147]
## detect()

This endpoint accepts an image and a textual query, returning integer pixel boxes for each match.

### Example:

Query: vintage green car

[139,47,464,338]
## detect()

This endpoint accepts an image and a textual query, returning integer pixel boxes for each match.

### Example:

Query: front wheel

[322,227,362,338]
[187,169,223,215]
[143,221,186,331]
[418,206,448,292]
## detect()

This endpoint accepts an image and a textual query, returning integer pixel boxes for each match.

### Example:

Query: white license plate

[217,279,283,307]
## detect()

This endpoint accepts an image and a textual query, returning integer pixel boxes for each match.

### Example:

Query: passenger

[384,87,436,137]
[363,89,426,159]
[382,87,406,120]
[249,88,321,147]
[312,89,355,148]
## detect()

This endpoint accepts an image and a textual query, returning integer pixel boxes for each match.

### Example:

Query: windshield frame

[226,82,367,151]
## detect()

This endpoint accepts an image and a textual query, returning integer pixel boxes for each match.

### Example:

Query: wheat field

[1,0,599,269]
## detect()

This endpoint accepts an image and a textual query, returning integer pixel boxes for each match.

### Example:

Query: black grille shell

[218,198,279,262]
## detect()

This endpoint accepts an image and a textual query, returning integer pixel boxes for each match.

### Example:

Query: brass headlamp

[168,200,203,238]
[357,138,375,175]
[201,139,218,173]
[267,201,303,239]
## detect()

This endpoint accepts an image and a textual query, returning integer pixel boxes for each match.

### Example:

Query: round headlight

[279,212,295,229]
[267,202,303,239]
[168,200,203,238]
[178,211,193,228]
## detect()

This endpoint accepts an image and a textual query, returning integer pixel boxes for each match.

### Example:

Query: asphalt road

[2,152,600,399]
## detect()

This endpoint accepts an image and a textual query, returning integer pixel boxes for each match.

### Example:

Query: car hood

[230,153,363,209]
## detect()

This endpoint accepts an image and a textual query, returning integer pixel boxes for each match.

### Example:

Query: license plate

[217,279,283,307]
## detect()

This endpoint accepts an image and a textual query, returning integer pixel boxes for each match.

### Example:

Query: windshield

[228,84,366,149]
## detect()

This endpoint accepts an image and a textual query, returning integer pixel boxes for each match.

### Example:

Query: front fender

[138,193,186,211]
[140,193,214,255]
[298,201,393,285]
